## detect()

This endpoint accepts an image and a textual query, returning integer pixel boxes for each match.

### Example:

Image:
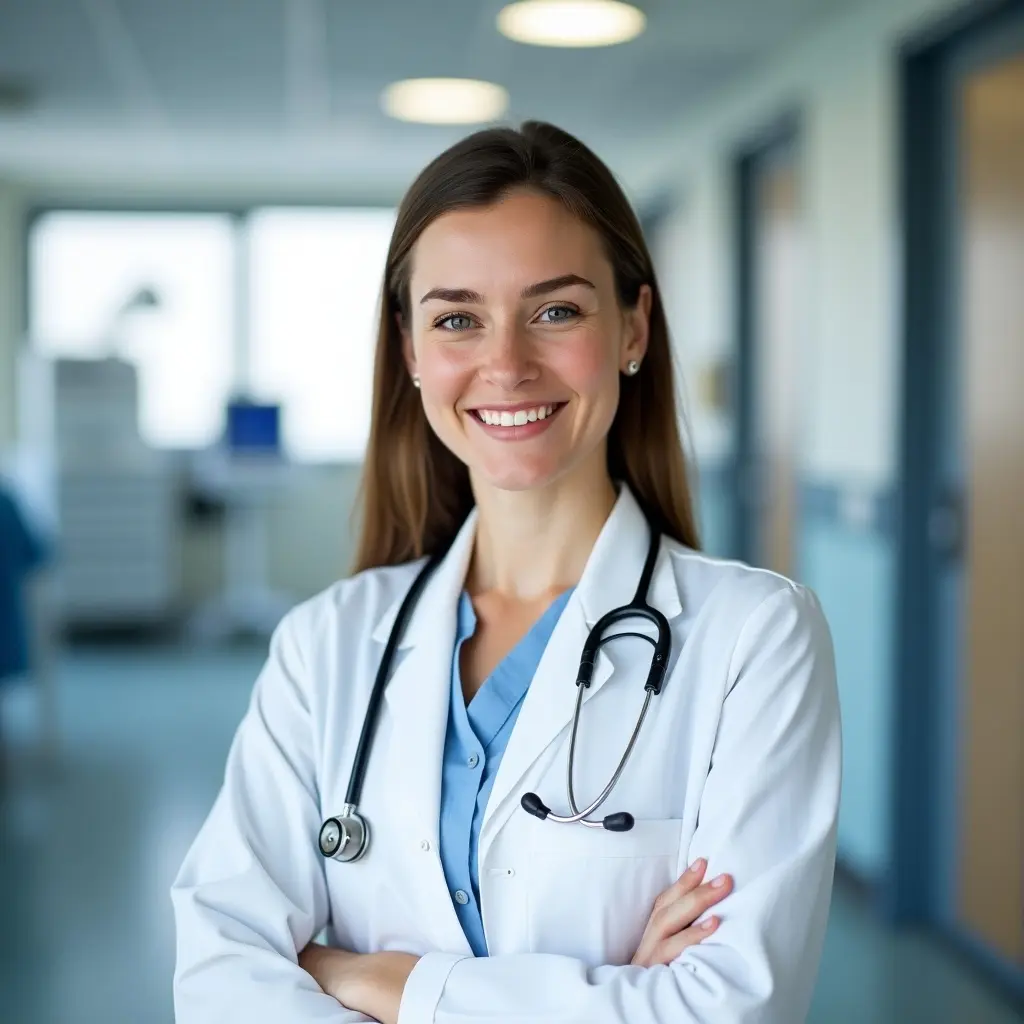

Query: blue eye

[539,305,579,323]
[436,313,476,331]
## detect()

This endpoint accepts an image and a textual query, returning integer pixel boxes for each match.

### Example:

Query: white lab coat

[172,485,841,1024]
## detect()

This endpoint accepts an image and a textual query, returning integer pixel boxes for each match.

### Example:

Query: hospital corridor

[1,1,1023,1022]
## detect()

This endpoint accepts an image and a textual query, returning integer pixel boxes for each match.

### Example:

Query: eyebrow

[418,274,596,305]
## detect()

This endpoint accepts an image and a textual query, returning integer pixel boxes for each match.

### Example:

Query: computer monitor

[225,400,281,455]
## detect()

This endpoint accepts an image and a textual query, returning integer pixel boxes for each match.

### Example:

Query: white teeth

[477,404,557,426]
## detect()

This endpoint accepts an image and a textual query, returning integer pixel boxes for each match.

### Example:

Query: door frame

[731,112,802,565]
[894,0,1024,1004]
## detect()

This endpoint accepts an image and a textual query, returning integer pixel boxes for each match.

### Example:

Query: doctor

[172,120,841,1024]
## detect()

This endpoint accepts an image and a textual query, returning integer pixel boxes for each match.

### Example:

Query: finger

[654,916,721,965]
[652,858,707,913]
[651,874,734,938]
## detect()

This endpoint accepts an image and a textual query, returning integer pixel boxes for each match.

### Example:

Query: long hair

[352,120,701,572]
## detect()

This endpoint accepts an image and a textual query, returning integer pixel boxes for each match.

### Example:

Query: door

[735,127,806,577]
[956,40,1024,966]
[895,0,1024,985]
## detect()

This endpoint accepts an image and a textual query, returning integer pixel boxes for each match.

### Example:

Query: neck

[466,460,618,602]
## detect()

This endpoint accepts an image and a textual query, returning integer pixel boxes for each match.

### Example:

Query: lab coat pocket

[524,817,683,968]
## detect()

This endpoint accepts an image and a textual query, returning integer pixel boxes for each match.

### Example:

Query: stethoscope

[318,517,671,863]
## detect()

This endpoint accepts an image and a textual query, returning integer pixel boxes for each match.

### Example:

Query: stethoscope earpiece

[521,792,636,832]
[520,791,550,819]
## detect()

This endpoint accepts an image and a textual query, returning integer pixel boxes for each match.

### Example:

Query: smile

[468,402,567,437]
[472,403,562,426]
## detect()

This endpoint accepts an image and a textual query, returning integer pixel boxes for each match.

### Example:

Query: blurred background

[0,0,1021,1021]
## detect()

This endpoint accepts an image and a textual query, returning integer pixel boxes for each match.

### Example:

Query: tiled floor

[0,648,1020,1023]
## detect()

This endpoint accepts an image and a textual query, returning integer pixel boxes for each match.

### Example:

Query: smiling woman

[356,121,694,572]
[397,191,650,501]
[172,120,841,1024]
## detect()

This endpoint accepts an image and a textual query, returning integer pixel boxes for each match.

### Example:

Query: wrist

[345,952,420,1024]
[300,943,357,1000]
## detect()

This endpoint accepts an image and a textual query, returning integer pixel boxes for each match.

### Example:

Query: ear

[398,313,417,378]
[621,283,652,369]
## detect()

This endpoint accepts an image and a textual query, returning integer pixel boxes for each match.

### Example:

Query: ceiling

[0,0,853,200]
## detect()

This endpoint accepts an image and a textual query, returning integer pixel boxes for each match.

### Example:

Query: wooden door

[957,48,1024,964]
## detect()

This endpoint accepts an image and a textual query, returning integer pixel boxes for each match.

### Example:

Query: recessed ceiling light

[497,0,646,48]
[381,78,509,125]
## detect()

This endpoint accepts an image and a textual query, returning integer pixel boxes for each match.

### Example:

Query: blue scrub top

[438,587,574,957]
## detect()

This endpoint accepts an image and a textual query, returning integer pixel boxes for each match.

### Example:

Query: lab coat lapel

[478,486,683,863]
[376,511,478,956]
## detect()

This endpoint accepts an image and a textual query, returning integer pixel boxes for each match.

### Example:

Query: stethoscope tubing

[320,510,671,860]
[537,684,654,827]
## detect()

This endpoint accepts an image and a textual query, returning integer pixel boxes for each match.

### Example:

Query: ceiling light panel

[498,1,646,48]
[381,78,509,125]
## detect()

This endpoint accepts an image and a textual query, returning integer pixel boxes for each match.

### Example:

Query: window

[28,206,396,461]
[247,207,395,461]
[29,211,236,450]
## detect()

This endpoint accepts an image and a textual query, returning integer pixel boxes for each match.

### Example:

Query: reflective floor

[1,648,1020,1024]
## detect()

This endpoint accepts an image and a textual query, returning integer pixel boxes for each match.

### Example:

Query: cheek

[418,342,472,396]
[417,346,477,443]
[552,334,617,395]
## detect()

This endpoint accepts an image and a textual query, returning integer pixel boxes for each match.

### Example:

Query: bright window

[28,206,396,462]
[247,207,395,461]
[29,211,236,450]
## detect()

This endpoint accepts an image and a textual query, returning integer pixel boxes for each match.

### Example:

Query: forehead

[409,190,612,294]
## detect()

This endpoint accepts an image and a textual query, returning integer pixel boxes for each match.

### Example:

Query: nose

[480,321,539,391]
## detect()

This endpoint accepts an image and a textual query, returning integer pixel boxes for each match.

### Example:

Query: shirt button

[454,890,469,905]
[467,753,480,769]
[419,839,431,852]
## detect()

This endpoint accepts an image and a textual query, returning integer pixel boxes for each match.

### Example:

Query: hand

[631,858,733,967]
[299,942,419,1024]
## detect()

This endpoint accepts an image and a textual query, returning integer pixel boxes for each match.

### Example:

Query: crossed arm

[297,858,733,1023]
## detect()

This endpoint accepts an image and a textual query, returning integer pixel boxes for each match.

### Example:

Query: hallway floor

[1,647,1020,1024]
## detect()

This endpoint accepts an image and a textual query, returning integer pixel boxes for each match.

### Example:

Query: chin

[471,455,566,494]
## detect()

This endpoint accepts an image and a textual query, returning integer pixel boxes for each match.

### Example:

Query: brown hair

[352,120,701,573]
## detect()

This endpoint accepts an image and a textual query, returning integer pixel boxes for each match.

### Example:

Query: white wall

[656,167,735,464]
[649,0,967,483]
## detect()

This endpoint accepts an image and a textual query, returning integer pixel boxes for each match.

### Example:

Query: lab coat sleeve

[397,583,841,1024]
[171,607,372,1023]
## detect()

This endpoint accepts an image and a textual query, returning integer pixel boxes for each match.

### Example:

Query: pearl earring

[626,360,640,376]
[412,374,421,389]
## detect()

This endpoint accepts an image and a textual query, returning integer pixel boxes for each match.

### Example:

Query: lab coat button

[467,753,480,769]
[454,889,469,905]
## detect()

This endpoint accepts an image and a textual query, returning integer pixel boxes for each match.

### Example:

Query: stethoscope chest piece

[318,805,369,862]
